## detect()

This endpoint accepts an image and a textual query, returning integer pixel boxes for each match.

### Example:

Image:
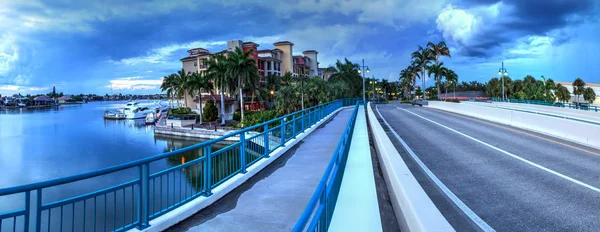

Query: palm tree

[427,41,451,97]
[445,69,458,98]
[160,74,178,108]
[583,87,596,104]
[264,73,280,108]
[427,62,448,100]
[174,69,190,108]
[206,53,230,125]
[281,71,294,86]
[411,46,433,99]
[327,59,362,97]
[226,47,259,124]
[381,79,389,100]
[399,68,413,99]
[573,78,586,103]
[294,74,309,110]
[555,84,571,103]
[187,71,213,124]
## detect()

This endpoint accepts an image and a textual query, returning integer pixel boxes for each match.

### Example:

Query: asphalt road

[375,102,600,232]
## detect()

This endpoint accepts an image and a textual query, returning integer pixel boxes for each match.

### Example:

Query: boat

[145,112,157,124]
[17,103,26,108]
[104,110,126,119]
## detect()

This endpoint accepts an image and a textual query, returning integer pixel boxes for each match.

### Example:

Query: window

[194,61,197,67]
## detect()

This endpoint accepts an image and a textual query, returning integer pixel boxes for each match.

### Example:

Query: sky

[0,0,599,95]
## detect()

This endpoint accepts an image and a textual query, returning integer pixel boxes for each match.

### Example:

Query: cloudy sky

[0,0,599,95]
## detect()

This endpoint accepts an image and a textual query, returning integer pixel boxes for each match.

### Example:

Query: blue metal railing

[0,98,361,232]
[293,102,361,232]
[489,97,599,112]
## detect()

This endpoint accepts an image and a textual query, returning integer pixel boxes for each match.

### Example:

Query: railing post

[280,118,286,147]
[301,110,305,131]
[137,163,150,229]
[24,190,30,232]
[203,146,213,196]
[292,114,296,138]
[264,124,270,157]
[240,132,247,173]
[34,189,41,232]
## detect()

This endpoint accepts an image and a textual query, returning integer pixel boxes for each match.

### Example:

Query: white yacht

[119,101,154,119]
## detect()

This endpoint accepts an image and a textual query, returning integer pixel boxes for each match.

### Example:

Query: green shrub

[238,110,279,128]
[202,99,218,122]
[233,110,241,121]
[168,107,192,116]
[446,99,461,103]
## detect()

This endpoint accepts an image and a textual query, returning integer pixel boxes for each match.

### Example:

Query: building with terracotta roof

[180,39,321,117]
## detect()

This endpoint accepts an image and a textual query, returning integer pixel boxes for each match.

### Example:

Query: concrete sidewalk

[167,108,353,232]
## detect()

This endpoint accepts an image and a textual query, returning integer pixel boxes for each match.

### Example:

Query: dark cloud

[451,0,599,58]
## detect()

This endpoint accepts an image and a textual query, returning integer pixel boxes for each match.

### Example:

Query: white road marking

[375,105,495,232]
[398,106,600,194]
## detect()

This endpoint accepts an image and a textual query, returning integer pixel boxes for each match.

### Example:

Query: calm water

[0,101,209,188]
[0,101,233,230]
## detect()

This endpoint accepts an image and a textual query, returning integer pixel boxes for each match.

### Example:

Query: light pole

[370,79,377,100]
[498,62,508,101]
[357,59,370,103]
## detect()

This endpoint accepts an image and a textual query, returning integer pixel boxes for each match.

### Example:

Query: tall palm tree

[174,69,190,108]
[573,77,586,103]
[206,53,230,125]
[427,41,451,97]
[411,46,433,99]
[399,68,414,99]
[445,69,458,98]
[226,47,259,124]
[427,62,448,99]
[294,74,309,110]
[160,74,177,108]
[381,79,389,100]
[187,71,213,124]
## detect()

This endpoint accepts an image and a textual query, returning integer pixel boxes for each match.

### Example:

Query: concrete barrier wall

[366,103,454,232]
[428,101,600,149]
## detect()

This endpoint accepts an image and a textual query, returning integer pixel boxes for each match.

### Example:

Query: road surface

[375,103,600,231]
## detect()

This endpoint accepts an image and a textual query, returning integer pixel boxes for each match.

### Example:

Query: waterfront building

[180,39,321,116]
[33,95,54,105]
[556,82,600,104]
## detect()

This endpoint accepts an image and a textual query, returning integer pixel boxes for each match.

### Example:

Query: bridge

[2,98,600,231]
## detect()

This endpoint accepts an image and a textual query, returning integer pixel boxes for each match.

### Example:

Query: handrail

[489,97,599,112]
[0,98,361,232]
[293,102,361,232]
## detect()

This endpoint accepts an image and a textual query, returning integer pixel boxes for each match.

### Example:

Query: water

[0,101,233,231]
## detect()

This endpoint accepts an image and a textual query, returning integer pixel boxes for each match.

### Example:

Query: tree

[188,71,213,124]
[226,47,259,125]
[427,41,451,97]
[427,62,448,99]
[445,69,458,98]
[174,69,190,108]
[327,59,362,97]
[555,84,571,103]
[573,78,586,103]
[276,85,302,115]
[202,99,218,122]
[160,74,178,108]
[206,53,231,125]
[411,46,433,98]
[583,87,596,104]
[486,78,501,98]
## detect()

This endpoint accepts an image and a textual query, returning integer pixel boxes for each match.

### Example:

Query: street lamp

[357,59,370,103]
[370,79,377,100]
[498,62,508,101]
